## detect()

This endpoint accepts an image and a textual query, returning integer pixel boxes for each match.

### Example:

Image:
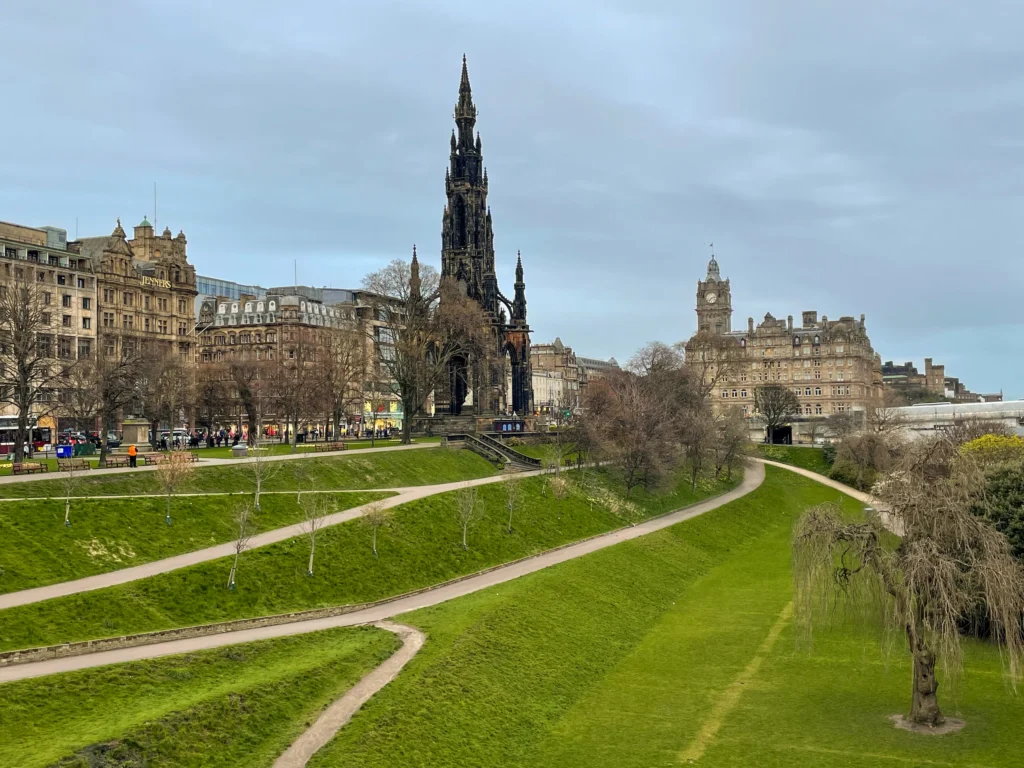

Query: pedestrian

[128,443,138,468]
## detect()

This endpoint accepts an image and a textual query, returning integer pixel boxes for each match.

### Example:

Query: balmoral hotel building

[686,254,883,438]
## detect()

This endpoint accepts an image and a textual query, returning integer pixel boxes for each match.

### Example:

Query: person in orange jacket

[128,443,138,468]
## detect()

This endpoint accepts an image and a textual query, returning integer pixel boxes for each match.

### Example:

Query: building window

[814,387,821,396]
[102,312,115,327]
[804,387,811,396]
[144,295,151,310]
[58,336,73,359]
[78,339,92,358]
[57,274,66,285]
[178,322,187,336]
[77,277,86,289]
[42,292,52,305]
[178,299,187,313]
[62,314,72,327]
[159,297,168,311]
[123,315,133,329]
[82,317,91,330]
[815,404,822,415]
[62,294,72,307]
[123,292,134,306]
[838,373,844,381]
[81,297,91,310]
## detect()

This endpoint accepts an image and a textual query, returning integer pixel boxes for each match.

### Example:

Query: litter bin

[56,445,72,459]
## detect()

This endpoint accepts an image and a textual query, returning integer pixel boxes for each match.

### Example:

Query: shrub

[961,434,1024,467]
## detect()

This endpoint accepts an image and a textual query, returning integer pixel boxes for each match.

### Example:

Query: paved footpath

[0,441,433,489]
[0,468,545,611]
[0,462,767,682]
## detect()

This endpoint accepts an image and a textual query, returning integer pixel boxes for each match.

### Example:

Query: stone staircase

[447,433,541,471]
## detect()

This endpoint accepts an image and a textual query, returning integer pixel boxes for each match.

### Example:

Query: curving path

[271,622,425,768]
[0,461,765,683]
[0,468,546,611]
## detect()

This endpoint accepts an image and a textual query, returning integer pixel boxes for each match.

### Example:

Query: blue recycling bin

[56,445,72,459]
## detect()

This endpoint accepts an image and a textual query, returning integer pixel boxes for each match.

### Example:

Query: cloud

[1,0,1021,395]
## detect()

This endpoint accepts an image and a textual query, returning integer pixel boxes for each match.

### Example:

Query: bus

[0,416,53,454]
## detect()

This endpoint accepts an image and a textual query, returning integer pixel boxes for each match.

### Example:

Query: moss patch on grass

[0,492,391,594]
[0,467,737,651]
[0,626,398,768]
[0,446,494,499]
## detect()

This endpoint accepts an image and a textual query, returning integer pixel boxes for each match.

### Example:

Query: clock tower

[696,251,732,334]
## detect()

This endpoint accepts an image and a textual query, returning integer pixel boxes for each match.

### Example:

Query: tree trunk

[64,497,71,526]
[165,492,172,524]
[150,418,159,450]
[507,505,513,533]
[307,541,315,575]
[15,405,29,462]
[291,415,299,453]
[909,646,944,726]
[402,397,414,445]
[461,523,468,550]
[372,526,378,558]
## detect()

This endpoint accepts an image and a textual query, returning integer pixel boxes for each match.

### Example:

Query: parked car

[106,433,122,448]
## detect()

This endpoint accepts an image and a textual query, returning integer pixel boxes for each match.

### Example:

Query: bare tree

[362,500,393,558]
[245,435,279,511]
[227,502,254,590]
[684,331,742,398]
[0,274,64,461]
[362,254,492,444]
[455,484,482,551]
[754,384,800,443]
[549,474,569,520]
[502,464,522,533]
[60,459,82,527]
[154,451,195,525]
[94,347,145,467]
[299,492,331,576]
[272,329,327,452]
[138,348,192,449]
[794,441,1024,728]
[713,407,749,481]
[323,328,365,440]
[867,389,908,436]
[59,357,104,438]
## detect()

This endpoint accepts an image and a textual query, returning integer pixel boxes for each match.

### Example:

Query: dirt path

[0,461,765,683]
[271,622,425,768]
[0,469,544,611]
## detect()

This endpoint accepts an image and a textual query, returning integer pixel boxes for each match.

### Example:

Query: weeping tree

[794,440,1024,728]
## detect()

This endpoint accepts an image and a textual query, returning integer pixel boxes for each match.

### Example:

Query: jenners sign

[141,276,171,289]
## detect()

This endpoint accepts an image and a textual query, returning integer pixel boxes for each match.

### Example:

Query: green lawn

[755,443,832,475]
[0,446,493,499]
[203,436,441,459]
[0,626,398,768]
[305,467,1024,768]
[0,467,737,651]
[0,491,391,594]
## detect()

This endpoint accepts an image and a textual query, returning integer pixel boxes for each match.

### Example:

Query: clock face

[706,292,718,304]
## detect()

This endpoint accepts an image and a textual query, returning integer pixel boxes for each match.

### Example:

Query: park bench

[143,452,200,465]
[12,462,48,475]
[57,458,90,472]
[103,456,131,469]
[314,442,347,453]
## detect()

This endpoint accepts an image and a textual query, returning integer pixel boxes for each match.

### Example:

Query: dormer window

[245,302,253,312]
[813,335,820,345]
[257,302,264,311]
[231,303,238,313]
[219,304,227,314]
[269,300,276,311]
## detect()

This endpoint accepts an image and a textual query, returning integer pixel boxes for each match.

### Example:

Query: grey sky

[2,1,1021,394]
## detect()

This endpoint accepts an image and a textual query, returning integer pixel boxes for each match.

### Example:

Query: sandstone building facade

[689,255,883,435]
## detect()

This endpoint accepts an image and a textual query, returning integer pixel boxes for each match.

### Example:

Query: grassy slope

[0,626,398,768]
[755,443,832,474]
[0,491,391,594]
[0,446,495,499]
[309,467,1024,768]
[0,468,737,651]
